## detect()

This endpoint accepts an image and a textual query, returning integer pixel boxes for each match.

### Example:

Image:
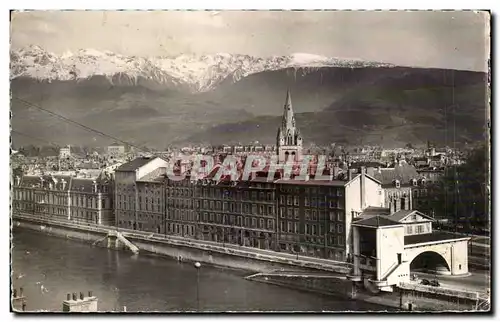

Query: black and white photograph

[8,8,491,313]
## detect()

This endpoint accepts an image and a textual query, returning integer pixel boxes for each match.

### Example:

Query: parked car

[429,279,440,287]
[420,279,430,285]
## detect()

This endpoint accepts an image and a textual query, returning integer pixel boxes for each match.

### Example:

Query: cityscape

[9,10,490,313]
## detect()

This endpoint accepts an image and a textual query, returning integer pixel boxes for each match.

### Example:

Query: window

[337,211,343,222]
[337,224,343,233]
[280,207,285,218]
[294,208,299,219]
[305,210,310,221]
[416,225,424,234]
[406,225,413,234]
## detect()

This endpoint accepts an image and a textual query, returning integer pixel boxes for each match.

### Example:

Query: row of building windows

[199,200,274,216]
[198,212,275,231]
[198,188,274,202]
[278,186,342,196]
[278,221,344,236]
[278,208,345,222]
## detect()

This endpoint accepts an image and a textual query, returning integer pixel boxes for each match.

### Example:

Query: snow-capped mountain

[10,45,395,92]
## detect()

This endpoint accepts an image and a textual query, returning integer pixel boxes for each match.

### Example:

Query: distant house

[59,146,71,159]
[107,143,125,156]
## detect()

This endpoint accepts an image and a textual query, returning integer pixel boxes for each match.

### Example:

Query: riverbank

[11,214,489,312]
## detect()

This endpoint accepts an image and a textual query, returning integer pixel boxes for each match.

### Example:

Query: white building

[107,143,126,156]
[59,146,71,159]
[348,209,470,293]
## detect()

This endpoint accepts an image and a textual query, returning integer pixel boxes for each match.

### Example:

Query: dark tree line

[419,144,489,232]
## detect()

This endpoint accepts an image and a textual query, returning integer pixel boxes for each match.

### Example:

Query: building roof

[19,175,73,191]
[352,215,402,228]
[372,164,419,187]
[137,167,167,182]
[358,206,391,219]
[115,157,154,172]
[351,161,386,168]
[275,179,346,187]
[388,210,416,222]
[388,210,435,222]
[70,178,97,193]
[404,231,469,246]
[19,175,43,188]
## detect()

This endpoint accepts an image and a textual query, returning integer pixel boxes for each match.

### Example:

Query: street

[411,271,490,294]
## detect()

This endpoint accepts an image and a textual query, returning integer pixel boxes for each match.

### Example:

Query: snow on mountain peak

[10,46,395,92]
[289,53,329,64]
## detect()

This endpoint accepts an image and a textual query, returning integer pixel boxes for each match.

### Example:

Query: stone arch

[409,250,451,275]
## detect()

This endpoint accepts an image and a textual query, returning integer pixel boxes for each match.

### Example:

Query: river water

[11,228,391,312]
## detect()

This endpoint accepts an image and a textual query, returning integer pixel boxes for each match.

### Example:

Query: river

[11,228,392,312]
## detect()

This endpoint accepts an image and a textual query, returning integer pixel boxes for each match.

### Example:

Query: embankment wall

[12,215,487,312]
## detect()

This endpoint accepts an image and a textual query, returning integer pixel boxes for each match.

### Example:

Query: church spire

[277,89,303,163]
[282,88,295,129]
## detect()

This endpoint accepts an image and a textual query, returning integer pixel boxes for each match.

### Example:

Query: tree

[426,144,489,231]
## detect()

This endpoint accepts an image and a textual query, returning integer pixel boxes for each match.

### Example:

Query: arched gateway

[348,210,471,292]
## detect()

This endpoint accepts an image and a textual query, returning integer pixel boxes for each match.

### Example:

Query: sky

[10,10,490,72]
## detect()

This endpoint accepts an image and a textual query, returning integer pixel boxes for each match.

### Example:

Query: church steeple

[282,88,295,129]
[276,89,303,163]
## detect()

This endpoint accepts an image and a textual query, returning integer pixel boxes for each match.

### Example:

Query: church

[276,89,303,164]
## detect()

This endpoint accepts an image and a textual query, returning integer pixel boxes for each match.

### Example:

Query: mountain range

[10,46,488,149]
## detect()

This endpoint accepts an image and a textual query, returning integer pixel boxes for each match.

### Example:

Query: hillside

[183,68,488,147]
[11,64,488,148]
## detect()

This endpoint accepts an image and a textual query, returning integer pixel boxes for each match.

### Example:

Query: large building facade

[12,173,114,225]
[114,156,169,232]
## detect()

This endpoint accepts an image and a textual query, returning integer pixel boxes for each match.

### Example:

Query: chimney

[15,176,20,186]
[395,197,401,212]
[390,197,396,214]
[332,166,339,180]
[92,180,98,193]
[61,179,67,190]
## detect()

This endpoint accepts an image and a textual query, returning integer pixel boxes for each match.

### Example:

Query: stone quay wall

[12,214,487,312]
